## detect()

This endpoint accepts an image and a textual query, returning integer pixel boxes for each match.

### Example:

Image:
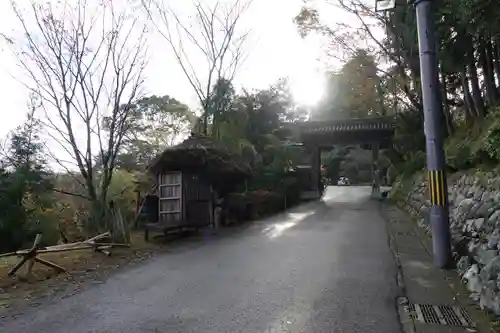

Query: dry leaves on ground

[0,232,165,313]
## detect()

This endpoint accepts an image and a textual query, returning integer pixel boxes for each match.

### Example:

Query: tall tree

[10,0,147,232]
[0,99,55,252]
[312,49,384,120]
[294,0,500,142]
[107,95,194,171]
[294,2,423,114]
[338,49,384,117]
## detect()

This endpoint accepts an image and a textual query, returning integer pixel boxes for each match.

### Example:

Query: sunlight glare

[263,210,316,239]
[289,70,326,107]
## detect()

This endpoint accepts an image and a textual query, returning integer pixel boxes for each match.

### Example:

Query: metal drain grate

[407,303,475,327]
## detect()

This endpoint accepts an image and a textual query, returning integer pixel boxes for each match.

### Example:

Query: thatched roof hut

[148,133,253,183]
[142,133,252,236]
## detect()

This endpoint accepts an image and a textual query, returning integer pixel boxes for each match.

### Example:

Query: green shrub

[445,139,474,170]
[443,108,500,171]
[390,174,421,203]
[225,192,253,223]
[398,151,426,179]
[0,170,58,252]
[107,169,138,224]
[225,190,284,224]
[385,107,500,183]
[23,196,61,247]
[444,119,494,171]
[247,190,283,217]
[483,119,500,161]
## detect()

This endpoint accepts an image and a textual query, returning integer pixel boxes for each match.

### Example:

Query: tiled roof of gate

[297,116,396,134]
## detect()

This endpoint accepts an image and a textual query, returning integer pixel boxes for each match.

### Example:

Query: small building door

[158,172,182,227]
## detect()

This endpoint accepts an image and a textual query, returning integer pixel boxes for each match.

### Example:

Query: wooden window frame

[158,171,182,217]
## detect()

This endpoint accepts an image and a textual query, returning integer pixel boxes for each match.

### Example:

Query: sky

[0,0,361,169]
[0,0,330,136]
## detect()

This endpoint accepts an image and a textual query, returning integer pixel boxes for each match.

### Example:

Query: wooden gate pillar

[371,142,381,197]
[311,145,321,198]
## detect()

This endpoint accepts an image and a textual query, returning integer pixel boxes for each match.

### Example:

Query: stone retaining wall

[396,171,500,315]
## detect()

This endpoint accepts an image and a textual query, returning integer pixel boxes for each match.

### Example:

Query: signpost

[376,0,452,268]
[375,0,396,11]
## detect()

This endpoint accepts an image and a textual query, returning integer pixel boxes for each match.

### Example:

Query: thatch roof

[148,133,253,181]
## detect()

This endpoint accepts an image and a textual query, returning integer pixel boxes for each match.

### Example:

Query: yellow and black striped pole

[427,169,447,207]
[425,166,451,269]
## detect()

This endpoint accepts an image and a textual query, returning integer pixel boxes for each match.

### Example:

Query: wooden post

[134,181,141,230]
[310,146,321,198]
[371,142,381,197]
[34,257,66,273]
[26,257,35,276]
[6,232,113,277]
[8,233,43,277]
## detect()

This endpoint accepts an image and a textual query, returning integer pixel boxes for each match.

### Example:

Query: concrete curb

[382,201,497,333]
[379,202,417,333]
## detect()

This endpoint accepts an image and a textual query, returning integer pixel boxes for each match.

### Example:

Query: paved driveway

[1,186,401,333]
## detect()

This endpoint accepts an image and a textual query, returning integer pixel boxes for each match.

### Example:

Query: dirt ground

[0,231,167,315]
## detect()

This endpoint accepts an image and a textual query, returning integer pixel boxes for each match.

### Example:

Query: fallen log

[15,232,112,255]
[93,243,130,248]
[0,251,17,258]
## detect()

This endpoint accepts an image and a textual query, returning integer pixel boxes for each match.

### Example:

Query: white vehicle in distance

[337,177,350,186]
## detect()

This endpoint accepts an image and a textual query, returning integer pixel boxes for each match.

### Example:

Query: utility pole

[413,0,451,269]
[375,0,451,268]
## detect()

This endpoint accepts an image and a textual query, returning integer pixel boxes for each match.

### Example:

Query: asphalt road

[1,186,401,333]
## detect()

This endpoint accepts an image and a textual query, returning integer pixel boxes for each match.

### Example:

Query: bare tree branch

[141,0,252,134]
[296,0,423,112]
[10,0,147,231]
[51,188,91,200]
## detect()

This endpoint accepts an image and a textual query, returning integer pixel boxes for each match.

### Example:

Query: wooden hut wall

[182,173,212,226]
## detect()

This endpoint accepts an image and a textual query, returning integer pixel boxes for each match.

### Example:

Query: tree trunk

[492,41,500,93]
[391,77,398,115]
[479,39,498,105]
[88,199,106,236]
[376,79,386,116]
[410,67,421,100]
[202,99,210,135]
[460,67,475,125]
[485,39,499,96]
[440,65,454,136]
[467,52,485,118]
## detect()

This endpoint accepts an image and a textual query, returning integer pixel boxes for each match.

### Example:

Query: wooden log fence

[1,232,130,277]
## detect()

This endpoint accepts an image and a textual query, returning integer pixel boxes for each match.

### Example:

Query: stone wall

[396,171,500,315]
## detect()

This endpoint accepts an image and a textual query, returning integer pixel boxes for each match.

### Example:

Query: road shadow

[144,198,333,253]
